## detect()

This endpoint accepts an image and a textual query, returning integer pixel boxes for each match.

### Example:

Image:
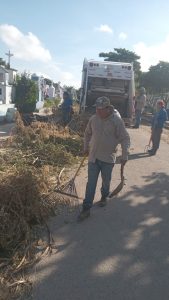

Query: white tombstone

[48,84,55,99]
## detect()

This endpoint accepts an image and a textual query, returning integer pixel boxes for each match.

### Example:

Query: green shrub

[44,98,60,108]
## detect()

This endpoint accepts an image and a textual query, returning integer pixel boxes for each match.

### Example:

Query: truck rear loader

[79,58,135,124]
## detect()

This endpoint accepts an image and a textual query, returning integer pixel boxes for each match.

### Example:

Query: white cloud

[119,32,127,40]
[0,24,81,87]
[18,62,81,88]
[95,24,113,34]
[133,35,169,71]
[42,62,81,87]
[0,24,51,62]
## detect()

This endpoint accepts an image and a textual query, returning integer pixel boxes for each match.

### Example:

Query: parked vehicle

[5,107,17,123]
[0,112,5,123]
[79,59,135,124]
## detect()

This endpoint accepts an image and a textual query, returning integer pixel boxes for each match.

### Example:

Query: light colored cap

[95,96,110,109]
[157,99,165,107]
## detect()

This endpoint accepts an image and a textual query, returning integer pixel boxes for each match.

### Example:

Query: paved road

[31,126,169,300]
[0,122,15,139]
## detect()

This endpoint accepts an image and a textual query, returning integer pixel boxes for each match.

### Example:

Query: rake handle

[72,156,86,181]
[120,164,124,181]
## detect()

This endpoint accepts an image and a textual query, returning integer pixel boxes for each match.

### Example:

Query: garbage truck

[79,58,135,124]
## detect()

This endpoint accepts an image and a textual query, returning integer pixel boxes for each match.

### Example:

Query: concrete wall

[0,85,5,103]
[5,86,12,104]
[7,69,17,85]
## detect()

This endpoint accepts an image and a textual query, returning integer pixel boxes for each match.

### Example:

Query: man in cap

[133,87,146,128]
[78,96,130,221]
[148,99,168,156]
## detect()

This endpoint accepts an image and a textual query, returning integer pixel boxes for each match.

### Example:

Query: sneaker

[98,197,107,207]
[148,149,156,156]
[77,209,90,222]
[149,151,156,156]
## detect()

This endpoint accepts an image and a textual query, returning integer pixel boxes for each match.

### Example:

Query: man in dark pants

[133,87,146,128]
[61,91,73,126]
[148,99,168,156]
[78,96,130,221]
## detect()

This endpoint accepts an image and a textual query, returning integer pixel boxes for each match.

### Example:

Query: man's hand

[82,149,89,157]
[121,159,127,166]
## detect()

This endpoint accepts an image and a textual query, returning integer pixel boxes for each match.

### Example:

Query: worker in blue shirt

[148,99,168,156]
[61,91,73,125]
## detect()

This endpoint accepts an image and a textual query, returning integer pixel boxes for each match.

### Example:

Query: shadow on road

[128,152,150,160]
[30,170,169,300]
[115,152,150,164]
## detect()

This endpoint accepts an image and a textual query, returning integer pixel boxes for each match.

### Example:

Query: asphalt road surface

[30,126,169,300]
[0,122,15,139]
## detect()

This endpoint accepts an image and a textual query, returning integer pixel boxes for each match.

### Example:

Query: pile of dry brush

[0,112,87,299]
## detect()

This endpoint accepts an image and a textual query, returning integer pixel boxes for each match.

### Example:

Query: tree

[99,48,141,85]
[15,75,38,113]
[0,58,7,68]
[44,78,52,86]
[75,88,81,101]
[140,61,169,94]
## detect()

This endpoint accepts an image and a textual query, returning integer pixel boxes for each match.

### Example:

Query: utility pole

[5,50,14,68]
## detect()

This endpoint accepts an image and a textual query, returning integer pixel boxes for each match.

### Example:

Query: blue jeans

[83,159,114,210]
[151,127,162,152]
[135,109,142,127]
[62,110,71,125]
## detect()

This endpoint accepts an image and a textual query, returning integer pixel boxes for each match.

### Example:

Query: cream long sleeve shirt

[84,113,130,163]
[135,94,146,112]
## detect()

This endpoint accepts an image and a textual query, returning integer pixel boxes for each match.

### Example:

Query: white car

[5,107,17,123]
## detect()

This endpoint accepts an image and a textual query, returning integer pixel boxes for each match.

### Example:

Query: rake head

[55,179,79,199]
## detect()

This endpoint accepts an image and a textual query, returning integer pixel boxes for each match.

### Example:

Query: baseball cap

[95,97,110,109]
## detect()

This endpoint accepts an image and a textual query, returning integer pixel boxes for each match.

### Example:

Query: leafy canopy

[0,58,8,68]
[99,48,141,74]
[140,61,169,93]
[15,75,38,113]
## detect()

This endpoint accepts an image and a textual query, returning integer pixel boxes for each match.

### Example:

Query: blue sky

[0,0,169,87]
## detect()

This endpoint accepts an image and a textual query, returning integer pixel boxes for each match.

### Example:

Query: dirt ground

[24,124,169,300]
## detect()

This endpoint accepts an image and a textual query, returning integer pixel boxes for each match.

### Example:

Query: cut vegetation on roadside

[0,112,85,299]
